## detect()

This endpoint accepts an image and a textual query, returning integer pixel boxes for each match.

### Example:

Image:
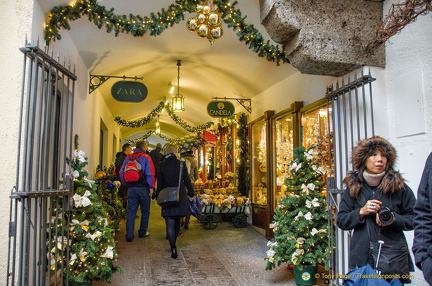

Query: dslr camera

[378,206,394,224]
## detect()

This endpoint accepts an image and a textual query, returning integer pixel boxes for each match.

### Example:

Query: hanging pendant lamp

[172,60,185,112]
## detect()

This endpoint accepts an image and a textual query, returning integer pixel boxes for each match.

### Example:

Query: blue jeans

[126,186,151,240]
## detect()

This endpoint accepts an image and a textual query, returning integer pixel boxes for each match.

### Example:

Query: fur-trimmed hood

[343,136,405,197]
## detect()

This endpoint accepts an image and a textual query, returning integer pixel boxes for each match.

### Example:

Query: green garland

[115,101,214,133]
[114,101,165,128]
[44,0,288,65]
[165,103,214,132]
[126,130,172,144]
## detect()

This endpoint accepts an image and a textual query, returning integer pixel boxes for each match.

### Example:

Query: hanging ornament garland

[44,0,289,65]
[114,101,165,128]
[126,130,172,144]
[114,101,214,132]
[165,103,214,132]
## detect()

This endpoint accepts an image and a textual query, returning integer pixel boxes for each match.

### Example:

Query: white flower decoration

[294,211,304,221]
[304,149,317,160]
[312,165,325,174]
[270,222,278,229]
[291,162,302,172]
[100,246,114,259]
[266,249,276,258]
[304,212,313,221]
[72,190,92,208]
[296,237,305,245]
[73,170,80,179]
[74,150,86,163]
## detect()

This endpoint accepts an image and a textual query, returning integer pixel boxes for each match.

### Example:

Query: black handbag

[157,162,183,207]
[366,218,411,277]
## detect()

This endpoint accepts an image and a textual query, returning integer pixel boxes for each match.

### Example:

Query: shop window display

[300,100,334,176]
[252,120,268,205]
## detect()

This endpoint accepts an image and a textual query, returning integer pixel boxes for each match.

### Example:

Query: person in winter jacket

[412,152,432,285]
[119,140,155,242]
[336,136,416,284]
[156,143,194,259]
[115,143,132,208]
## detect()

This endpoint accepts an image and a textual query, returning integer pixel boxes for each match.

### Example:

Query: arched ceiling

[39,0,298,142]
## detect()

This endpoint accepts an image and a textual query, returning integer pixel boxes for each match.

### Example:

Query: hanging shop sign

[111,81,148,102]
[203,130,217,146]
[207,101,235,118]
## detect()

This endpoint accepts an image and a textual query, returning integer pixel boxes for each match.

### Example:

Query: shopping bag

[157,187,179,207]
[188,195,202,219]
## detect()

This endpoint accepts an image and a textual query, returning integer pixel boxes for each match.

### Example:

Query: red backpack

[123,153,144,183]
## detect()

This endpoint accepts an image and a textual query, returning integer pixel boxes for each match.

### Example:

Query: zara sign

[111,81,148,102]
[207,101,235,118]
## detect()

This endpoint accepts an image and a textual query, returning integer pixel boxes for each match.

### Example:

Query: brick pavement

[99,200,326,286]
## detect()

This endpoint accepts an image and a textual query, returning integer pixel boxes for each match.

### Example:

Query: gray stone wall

[260,0,385,76]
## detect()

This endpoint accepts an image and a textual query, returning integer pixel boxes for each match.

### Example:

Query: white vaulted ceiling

[39,0,298,140]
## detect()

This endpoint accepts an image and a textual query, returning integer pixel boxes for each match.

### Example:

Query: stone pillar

[260,0,385,76]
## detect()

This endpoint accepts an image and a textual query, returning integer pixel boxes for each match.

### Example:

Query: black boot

[171,248,177,259]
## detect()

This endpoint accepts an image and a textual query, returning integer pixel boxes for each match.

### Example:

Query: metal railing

[7,41,76,286]
[326,70,376,285]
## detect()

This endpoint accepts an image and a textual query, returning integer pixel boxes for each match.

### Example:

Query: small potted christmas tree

[265,145,328,285]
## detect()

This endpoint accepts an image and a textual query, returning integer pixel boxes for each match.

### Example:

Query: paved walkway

[100,200,326,286]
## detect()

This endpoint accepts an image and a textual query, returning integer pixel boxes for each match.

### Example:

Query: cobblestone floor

[99,200,326,286]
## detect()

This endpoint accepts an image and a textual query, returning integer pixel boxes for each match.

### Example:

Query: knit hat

[351,136,397,171]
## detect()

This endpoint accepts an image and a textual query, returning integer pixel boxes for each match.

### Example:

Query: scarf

[363,170,386,187]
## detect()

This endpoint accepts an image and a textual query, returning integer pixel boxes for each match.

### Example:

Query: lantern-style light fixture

[172,60,185,112]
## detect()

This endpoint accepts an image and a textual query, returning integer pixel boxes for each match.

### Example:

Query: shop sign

[111,81,148,102]
[207,101,235,118]
[203,130,217,146]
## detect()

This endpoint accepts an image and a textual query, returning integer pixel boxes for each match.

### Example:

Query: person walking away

[149,143,164,179]
[412,152,432,285]
[115,143,133,208]
[336,136,416,284]
[119,140,155,242]
[156,143,194,259]
[180,150,199,229]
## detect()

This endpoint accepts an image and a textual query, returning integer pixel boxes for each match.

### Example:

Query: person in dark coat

[412,152,432,285]
[336,136,416,284]
[149,143,164,178]
[156,143,194,259]
[115,143,132,208]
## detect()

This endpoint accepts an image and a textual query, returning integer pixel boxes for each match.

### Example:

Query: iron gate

[326,70,376,285]
[7,42,76,285]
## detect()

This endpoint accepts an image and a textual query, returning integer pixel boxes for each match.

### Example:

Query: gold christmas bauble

[197,24,209,37]
[197,13,207,23]
[208,13,220,26]
[202,5,211,14]
[187,18,198,31]
[96,170,107,179]
[210,27,223,39]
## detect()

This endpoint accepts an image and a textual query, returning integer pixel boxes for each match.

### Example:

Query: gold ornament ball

[113,180,121,188]
[197,13,207,23]
[208,13,220,26]
[196,4,203,12]
[202,5,211,14]
[96,170,107,179]
[210,27,223,39]
[187,18,198,31]
[197,24,209,37]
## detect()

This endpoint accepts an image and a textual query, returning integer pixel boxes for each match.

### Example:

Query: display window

[300,99,334,177]
[251,119,268,205]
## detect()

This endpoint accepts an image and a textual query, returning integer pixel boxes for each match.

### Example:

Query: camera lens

[378,207,393,224]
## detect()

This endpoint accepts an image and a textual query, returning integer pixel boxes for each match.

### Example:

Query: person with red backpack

[120,140,155,242]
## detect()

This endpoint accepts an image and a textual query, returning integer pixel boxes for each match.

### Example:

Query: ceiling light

[172,60,185,112]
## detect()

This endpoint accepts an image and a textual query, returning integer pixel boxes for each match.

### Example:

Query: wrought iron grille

[7,43,76,286]
[326,70,376,285]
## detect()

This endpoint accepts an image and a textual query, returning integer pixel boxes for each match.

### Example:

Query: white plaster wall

[251,71,335,121]
[0,0,34,279]
[380,1,432,284]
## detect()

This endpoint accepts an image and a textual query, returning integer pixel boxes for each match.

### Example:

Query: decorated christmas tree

[94,165,126,228]
[265,145,329,270]
[64,136,123,283]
